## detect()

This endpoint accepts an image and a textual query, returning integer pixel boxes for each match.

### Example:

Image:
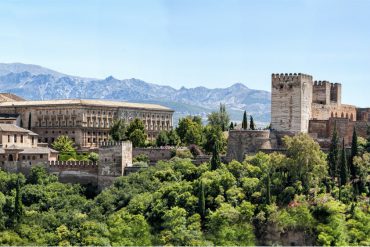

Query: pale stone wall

[0,102,174,149]
[271,73,313,133]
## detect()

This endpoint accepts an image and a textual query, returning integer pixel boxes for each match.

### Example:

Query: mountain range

[0,63,271,125]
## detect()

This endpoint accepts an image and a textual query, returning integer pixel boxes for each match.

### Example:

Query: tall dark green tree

[242,111,248,130]
[13,176,23,224]
[349,127,358,178]
[198,180,206,221]
[229,122,234,130]
[328,124,339,180]
[250,116,255,130]
[210,141,221,170]
[339,139,349,186]
[28,112,32,130]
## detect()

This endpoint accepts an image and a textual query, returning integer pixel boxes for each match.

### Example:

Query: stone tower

[271,73,313,133]
[98,141,132,176]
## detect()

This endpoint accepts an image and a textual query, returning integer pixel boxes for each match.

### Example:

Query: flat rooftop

[0,99,174,111]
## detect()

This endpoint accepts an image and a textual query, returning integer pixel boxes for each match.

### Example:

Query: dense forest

[0,131,369,246]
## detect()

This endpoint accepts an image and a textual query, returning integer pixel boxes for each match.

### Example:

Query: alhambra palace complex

[0,72,369,188]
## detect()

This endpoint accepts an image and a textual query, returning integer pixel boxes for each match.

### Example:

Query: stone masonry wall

[271,73,313,133]
[226,130,271,162]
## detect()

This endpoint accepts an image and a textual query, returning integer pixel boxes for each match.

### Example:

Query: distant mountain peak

[0,62,271,124]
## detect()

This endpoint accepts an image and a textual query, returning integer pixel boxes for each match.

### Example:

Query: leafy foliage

[0,133,369,246]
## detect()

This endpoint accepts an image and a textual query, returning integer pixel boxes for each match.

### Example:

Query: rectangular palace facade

[0,97,174,149]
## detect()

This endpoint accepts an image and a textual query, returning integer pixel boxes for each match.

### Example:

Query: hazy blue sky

[0,0,369,106]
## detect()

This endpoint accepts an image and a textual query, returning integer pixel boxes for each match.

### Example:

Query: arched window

[341,112,344,118]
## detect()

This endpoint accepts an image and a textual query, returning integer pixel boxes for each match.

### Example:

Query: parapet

[99,141,131,148]
[48,160,98,167]
[271,73,313,82]
[313,80,331,86]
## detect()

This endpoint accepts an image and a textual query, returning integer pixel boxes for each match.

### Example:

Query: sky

[0,0,369,107]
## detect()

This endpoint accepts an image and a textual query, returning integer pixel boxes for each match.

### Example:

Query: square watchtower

[271,73,313,133]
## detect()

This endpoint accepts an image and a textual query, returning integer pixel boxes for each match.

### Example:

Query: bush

[175,149,193,159]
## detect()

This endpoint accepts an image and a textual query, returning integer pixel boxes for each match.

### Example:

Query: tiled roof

[0,99,173,111]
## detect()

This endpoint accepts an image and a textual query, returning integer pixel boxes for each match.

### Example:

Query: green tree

[107,208,152,246]
[328,124,339,180]
[207,203,255,246]
[350,127,358,178]
[88,152,99,162]
[109,119,127,142]
[207,103,230,131]
[210,141,221,170]
[167,129,180,146]
[28,112,32,130]
[13,176,23,225]
[52,135,76,158]
[129,129,147,147]
[250,115,255,130]
[242,111,248,130]
[127,118,145,135]
[283,134,328,192]
[229,122,234,130]
[198,180,206,220]
[156,131,169,146]
[339,139,349,187]
[202,125,226,154]
[176,117,203,145]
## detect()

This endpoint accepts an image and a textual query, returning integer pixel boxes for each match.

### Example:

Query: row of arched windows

[331,112,354,121]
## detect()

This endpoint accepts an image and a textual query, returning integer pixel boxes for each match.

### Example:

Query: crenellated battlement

[313,80,331,86]
[48,160,98,167]
[271,73,313,82]
[99,141,131,148]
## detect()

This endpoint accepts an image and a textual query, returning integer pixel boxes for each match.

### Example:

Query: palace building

[0,94,174,149]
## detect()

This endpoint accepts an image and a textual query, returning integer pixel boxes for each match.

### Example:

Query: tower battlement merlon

[313,80,331,86]
[271,73,313,83]
[99,141,130,148]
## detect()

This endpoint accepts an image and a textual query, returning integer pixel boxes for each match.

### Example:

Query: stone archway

[8,154,13,161]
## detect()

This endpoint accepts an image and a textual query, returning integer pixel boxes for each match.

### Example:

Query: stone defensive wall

[311,103,356,121]
[133,147,175,164]
[309,118,368,148]
[226,130,271,162]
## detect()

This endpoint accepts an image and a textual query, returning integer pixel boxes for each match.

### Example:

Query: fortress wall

[309,120,330,139]
[311,103,357,121]
[133,147,174,162]
[226,130,271,162]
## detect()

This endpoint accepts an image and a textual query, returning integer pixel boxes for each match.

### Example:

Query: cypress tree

[198,180,206,221]
[28,112,32,130]
[13,176,23,224]
[328,123,339,180]
[229,122,234,130]
[210,141,221,170]
[242,111,248,130]
[250,115,255,130]
[349,127,358,178]
[339,139,349,186]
